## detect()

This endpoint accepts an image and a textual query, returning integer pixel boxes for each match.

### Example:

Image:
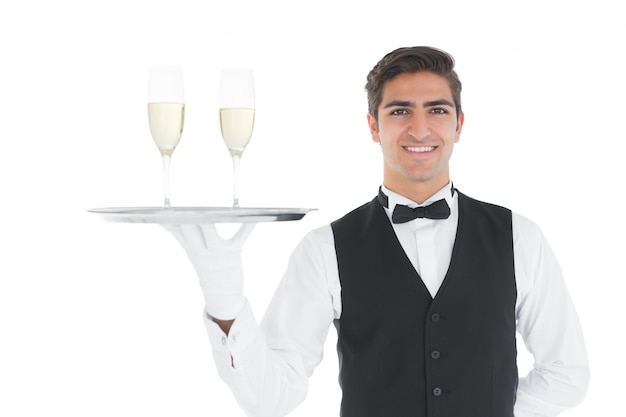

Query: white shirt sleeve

[203,225,339,417]
[512,213,590,417]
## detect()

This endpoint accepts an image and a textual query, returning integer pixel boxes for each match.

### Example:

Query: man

[165,46,590,417]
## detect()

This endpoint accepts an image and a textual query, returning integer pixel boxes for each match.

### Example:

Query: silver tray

[88,207,316,224]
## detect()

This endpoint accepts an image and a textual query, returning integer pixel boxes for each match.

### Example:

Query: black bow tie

[378,188,451,223]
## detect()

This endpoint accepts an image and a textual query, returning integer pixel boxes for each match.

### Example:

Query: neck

[383,178,450,205]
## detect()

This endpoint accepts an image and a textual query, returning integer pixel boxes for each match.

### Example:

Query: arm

[513,214,590,417]
[213,318,234,334]
[201,226,339,417]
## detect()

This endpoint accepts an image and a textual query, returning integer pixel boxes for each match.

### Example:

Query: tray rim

[87,206,317,224]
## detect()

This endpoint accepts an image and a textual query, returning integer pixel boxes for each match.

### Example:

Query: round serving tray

[88,207,316,224]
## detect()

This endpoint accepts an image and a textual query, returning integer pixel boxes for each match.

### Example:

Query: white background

[1,0,624,416]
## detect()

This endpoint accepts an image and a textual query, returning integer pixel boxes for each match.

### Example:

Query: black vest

[331,191,517,417]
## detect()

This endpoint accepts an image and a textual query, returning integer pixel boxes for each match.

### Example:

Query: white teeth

[406,146,435,152]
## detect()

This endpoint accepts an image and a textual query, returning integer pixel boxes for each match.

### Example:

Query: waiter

[165,46,590,417]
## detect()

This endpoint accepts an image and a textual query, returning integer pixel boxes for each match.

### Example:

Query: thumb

[232,222,257,245]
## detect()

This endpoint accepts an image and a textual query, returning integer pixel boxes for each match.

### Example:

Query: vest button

[431,313,441,323]
[433,387,443,397]
[431,350,441,359]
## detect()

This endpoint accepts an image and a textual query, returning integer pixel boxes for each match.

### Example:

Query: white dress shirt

[204,183,590,417]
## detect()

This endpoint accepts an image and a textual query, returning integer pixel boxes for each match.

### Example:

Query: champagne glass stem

[161,153,172,209]
[231,153,241,208]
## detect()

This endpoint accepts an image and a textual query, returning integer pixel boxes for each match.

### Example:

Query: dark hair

[365,46,462,121]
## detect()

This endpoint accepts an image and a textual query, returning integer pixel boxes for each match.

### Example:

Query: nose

[407,112,431,140]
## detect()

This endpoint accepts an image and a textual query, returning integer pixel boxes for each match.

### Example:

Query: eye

[430,107,448,115]
[390,108,409,116]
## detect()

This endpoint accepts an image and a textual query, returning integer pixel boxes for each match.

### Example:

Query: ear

[367,113,380,143]
[454,112,464,143]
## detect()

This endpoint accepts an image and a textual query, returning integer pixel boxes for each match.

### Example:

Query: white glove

[162,223,256,320]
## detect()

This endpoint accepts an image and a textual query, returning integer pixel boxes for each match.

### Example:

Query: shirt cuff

[203,300,260,368]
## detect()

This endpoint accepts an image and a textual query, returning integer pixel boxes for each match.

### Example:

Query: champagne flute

[219,69,255,208]
[148,66,185,209]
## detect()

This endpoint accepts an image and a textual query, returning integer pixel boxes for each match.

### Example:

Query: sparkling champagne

[148,103,185,156]
[220,107,255,156]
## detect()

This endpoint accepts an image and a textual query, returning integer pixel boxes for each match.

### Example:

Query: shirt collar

[380,182,455,214]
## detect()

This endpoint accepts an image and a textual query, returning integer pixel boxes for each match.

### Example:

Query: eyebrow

[383,99,455,109]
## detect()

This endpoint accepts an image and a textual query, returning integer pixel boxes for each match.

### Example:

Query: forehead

[381,71,454,104]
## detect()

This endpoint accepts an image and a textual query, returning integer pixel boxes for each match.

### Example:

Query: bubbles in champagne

[220,108,255,156]
[148,102,185,156]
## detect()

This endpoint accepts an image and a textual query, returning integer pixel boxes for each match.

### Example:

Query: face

[368,71,464,199]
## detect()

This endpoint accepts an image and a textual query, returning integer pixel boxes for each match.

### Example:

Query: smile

[405,146,435,153]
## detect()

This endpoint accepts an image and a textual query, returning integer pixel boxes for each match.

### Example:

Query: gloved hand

[162,223,256,320]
